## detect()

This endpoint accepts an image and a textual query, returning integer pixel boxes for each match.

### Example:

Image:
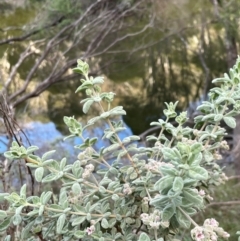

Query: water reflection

[0,1,228,136]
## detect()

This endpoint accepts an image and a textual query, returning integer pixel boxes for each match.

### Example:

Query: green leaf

[103,143,120,153]
[73,204,86,213]
[0,211,7,220]
[223,116,236,128]
[126,167,137,177]
[162,205,175,221]
[188,152,202,166]
[101,111,110,118]
[72,160,82,178]
[76,80,92,92]
[3,235,11,241]
[28,196,40,204]
[89,203,100,212]
[216,97,235,105]
[72,183,81,195]
[101,218,109,229]
[188,166,208,180]
[112,194,119,201]
[15,206,24,215]
[56,214,66,234]
[176,208,191,229]
[154,176,174,191]
[108,218,117,228]
[26,146,39,154]
[89,137,98,145]
[42,173,58,183]
[183,188,203,206]
[26,209,39,217]
[13,214,22,225]
[99,177,112,185]
[35,167,44,182]
[86,213,91,221]
[38,205,44,216]
[92,76,104,84]
[202,113,215,121]
[42,150,56,161]
[184,207,197,215]
[150,196,169,209]
[177,142,190,155]
[172,196,182,207]
[72,216,86,226]
[162,147,181,161]
[212,77,230,83]
[43,222,55,239]
[160,165,177,176]
[173,177,184,192]
[203,150,214,162]
[214,114,223,122]
[42,191,52,205]
[0,217,12,232]
[99,186,106,193]
[74,230,85,238]
[87,116,101,125]
[190,143,202,154]
[109,167,118,175]
[20,184,26,198]
[138,232,151,241]
[128,135,140,141]
[83,99,94,114]
[60,157,67,170]
[130,171,138,180]
[183,178,197,187]
[59,189,68,207]
[72,67,83,75]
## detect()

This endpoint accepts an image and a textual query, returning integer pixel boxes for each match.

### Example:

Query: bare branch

[89,17,154,58]
[8,1,102,103]
[12,59,79,107]
[228,175,240,180]
[207,200,240,207]
[0,16,66,46]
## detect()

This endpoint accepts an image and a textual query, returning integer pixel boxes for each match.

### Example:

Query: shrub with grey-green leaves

[2,58,240,241]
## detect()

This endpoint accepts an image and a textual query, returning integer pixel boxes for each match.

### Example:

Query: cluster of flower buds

[194,189,213,201]
[191,218,230,241]
[219,172,228,182]
[215,171,228,184]
[68,191,84,204]
[193,129,200,137]
[198,189,206,197]
[181,137,197,145]
[140,210,169,230]
[82,164,95,179]
[145,159,173,172]
[220,140,230,150]
[145,159,161,171]
[141,197,149,213]
[213,150,222,161]
[123,183,132,195]
[77,147,93,165]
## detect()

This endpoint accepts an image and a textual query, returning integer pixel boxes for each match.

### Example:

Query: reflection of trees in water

[101,40,202,134]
